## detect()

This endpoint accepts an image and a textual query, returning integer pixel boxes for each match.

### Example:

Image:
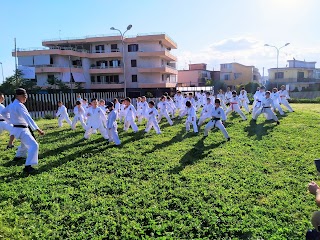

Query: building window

[97,76,101,83]
[111,44,118,52]
[91,76,95,83]
[234,73,242,79]
[95,45,105,53]
[132,75,138,82]
[221,64,232,69]
[223,74,230,80]
[50,57,53,64]
[131,60,137,67]
[297,72,304,79]
[48,74,54,80]
[128,44,139,52]
[275,72,284,79]
[253,75,257,80]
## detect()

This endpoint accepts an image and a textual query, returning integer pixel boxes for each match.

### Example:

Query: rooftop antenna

[59,30,61,40]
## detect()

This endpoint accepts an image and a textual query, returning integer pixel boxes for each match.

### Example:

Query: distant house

[268,59,320,91]
[220,62,260,88]
[178,63,213,87]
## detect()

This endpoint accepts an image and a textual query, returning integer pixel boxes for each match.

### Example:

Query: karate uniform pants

[253,108,278,121]
[204,120,229,139]
[281,99,293,112]
[252,102,262,117]
[158,111,173,125]
[273,102,284,115]
[58,115,72,127]
[14,128,39,166]
[137,112,146,124]
[84,126,108,139]
[71,116,86,130]
[108,127,121,145]
[0,121,13,134]
[198,114,211,126]
[240,101,250,113]
[145,118,161,134]
[225,104,247,120]
[124,119,138,132]
[186,118,198,133]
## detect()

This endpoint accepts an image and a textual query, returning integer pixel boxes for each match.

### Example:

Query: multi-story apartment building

[178,63,212,87]
[14,33,178,97]
[268,59,320,90]
[220,62,260,88]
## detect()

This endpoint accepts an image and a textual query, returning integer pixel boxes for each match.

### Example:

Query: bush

[43,114,54,119]
[289,98,320,103]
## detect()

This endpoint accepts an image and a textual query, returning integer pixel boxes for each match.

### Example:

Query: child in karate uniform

[72,100,86,130]
[279,85,294,112]
[157,95,173,125]
[270,88,284,115]
[225,91,247,120]
[106,102,121,145]
[185,100,198,133]
[198,97,214,126]
[56,101,72,128]
[204,98,230,141]
[145,101,161,134]
[123,97,138,132]
[238,89,250,113]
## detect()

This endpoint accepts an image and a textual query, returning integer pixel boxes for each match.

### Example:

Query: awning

[72,72,86,82]
[62,72,71,82]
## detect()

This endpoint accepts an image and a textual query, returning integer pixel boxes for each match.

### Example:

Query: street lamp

[0,62,4,83]
[264,43,290,87]
[110,24,132,98]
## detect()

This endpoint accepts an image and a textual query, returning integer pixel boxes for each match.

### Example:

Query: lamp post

[0,62,4,83]
[110,24,132,98]
[264,43,290,88]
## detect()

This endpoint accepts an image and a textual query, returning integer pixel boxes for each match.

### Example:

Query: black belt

[212,118,221,121]
[13,125,28,128]
[0,119,5,121]
[13,125,36,139]
[263,107,271,108]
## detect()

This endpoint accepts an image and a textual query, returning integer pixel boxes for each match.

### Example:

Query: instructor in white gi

[1,88,45,173]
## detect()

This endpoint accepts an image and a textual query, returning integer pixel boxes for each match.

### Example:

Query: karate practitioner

[71,100,86,130]
[224,87,233,106]
[185,100,198,133]
[225,91,247,120]
[0,93,14,148]
[279,85,294,112]
[56,101,72,128]
[167,96,176,118]
[252,86,266,117]
[174,91,183,116]
[238,89,250,113]
[145,101,161,134]
[119,99,126,123]
[137,96,148,124]
[270,88,284,115]
[1,88,45,173]
[204,98,230,141]
[157,95,173,125]
[252,91,280,124]
[99,99,108,114]
[106,102,121,145]
[113,98,121,120]
[123,97,139,132]
[84,98,109,140]
[217,89,226,110]
[198,97,214,126]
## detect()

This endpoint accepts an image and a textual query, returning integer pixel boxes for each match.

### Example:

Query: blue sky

[1,0,319,81]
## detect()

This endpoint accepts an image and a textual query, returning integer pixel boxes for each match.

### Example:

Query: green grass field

[1,103,320,239]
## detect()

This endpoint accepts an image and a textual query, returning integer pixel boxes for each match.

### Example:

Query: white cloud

[176,36,320,76]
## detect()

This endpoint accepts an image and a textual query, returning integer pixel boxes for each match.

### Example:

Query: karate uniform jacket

[86,107,107,129]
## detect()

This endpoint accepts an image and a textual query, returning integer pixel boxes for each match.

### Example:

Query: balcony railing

[90,66,122,69]
[34,64,83,69]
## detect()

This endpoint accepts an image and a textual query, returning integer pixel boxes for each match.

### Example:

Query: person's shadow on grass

[244,119,278,140]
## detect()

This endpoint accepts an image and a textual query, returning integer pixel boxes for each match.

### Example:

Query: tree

[0,70,41,94]
[46,77,70,92]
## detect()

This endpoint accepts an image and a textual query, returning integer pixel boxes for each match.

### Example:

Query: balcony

[269,78,320,83]
[90,83,124,89]
[138,65,178,75]
[35,64,84,73]
[137,50,177,61]
[89,66,123,74]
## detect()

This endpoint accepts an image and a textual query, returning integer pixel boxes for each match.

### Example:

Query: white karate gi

[185,106,198,133]
[124,104,138,132]
[224,91,233,104]
[225,96,247,120]
[167,99,176,118]
[253,97,279,121]
[0,103,13,136]
[119,104,126,123]
[157,101,173,125]
[270,92,284,115]
[137,101,148,123]
[114,102,121,120]
[279,89,293,112]
[145,107,161,134]
[56,105,72,127]
[204,106,229,139]
[107,110,121,145]
[174,94,184,115]
[179,97,188,117]
[217,93,226,110]
[84,106,108,139]
[1,99,40,166]
[252,91,266,116]
[72,105,86,130]
[238,93,250,113]
[198,103,214,126]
